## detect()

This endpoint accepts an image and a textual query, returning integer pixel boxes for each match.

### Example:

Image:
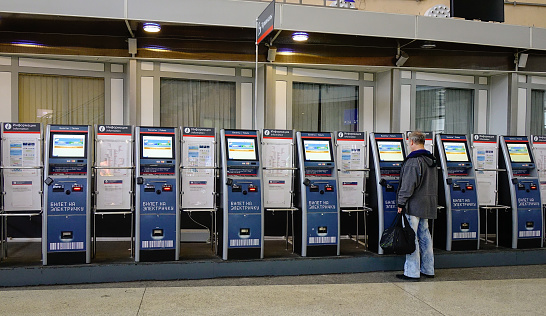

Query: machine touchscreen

[227,137,257,160]
[142,135,174,159]
[51,133,86,158]
[303,140,333,161]
[443,142,470,162]
[377,141,404,161]
[507,143,532,163]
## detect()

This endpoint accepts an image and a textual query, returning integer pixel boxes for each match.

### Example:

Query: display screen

[443,142,470,162]
[51,134,86,158]
[507,143,532,163]
[142,135,174,159]
[227,138,257,160]
[303,140,333,161]
[377,141,404,162]
[451,0,504,23]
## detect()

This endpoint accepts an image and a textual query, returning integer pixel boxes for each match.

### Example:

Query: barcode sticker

[519,231,541,238]
[453,232,477,239]
[229,239,259,247]
[49,242,84,251]
[309,236,337,244]
[142,240,174,249]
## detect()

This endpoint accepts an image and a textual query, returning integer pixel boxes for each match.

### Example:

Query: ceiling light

[421,41,436,49]
[12,41,44,47]
[143,22,161,33]
[292,32,309,42]
[144,45,169,52]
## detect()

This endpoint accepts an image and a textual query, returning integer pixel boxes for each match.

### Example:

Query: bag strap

[401,212,412,229]
[389,212,403,228]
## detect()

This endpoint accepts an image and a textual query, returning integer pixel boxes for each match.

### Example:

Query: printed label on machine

[49,242,84,251]
[142,240,174,249]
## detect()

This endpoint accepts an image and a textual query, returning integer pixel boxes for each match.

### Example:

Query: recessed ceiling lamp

[143,22,161,33]
[421,41,436,49]
[292,32,309,42]
[12,41,44,47]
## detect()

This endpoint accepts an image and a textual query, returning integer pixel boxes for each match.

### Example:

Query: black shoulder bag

[379,211,416,255]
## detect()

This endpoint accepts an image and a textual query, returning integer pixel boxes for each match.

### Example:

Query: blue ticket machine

[220,129,263,260]
[435,134,480,250]
[135,127,180,262]
[295,132,339,257]
[498,136,543,248]
[43,125,91,265]
[368,133,406,254]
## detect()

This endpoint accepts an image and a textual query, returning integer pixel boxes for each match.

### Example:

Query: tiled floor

[2,265,545,315]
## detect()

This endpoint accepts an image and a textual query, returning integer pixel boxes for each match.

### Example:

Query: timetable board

[1,123,42,212]
[181,127,216,209]
[95,125,133,210]
[261,129,294,209]
[472,134,498,206]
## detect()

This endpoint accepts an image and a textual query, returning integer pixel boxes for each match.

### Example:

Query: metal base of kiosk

[46,252,86,265]
[139,249,177,262]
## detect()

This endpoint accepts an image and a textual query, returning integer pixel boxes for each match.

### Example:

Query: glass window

[19,74,105,125]
[292,83,358,132]
[160,78,236,129]
[415,86,474,135]
[530,90,546,136]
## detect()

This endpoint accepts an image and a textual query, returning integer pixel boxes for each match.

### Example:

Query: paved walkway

[2,265,545,315]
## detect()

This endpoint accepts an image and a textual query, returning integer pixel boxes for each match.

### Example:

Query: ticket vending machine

[1,123,43,260]
[43,125,91,265]
[135,127,179,262]
[220,129,263,260]
[295,132,339,257]
[335,131,367,247]
[368,133,406,254]
[93,125,134,258]
[498,136,543,248]
[435,134,480,250]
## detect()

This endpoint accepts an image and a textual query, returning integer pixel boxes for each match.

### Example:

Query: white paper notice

[262,143,291,177]
[103,180,123,206]
[98,140,131,176]
[11,181,34,207]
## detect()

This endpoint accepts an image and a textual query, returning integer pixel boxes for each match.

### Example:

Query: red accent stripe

[533,142,546,144]
[263,137,292,139]
[50,130,87,133]
[141,132,175,135]
[375,137,403,140]
[257,25,274,44]
[225,134,257,137]
[337,139,364,141]
[4,131,41,134]
[98,133,132,136]
[303,136,331,139]
[505,140,528,143]
[184,135,215,138]
[473,141,496,143]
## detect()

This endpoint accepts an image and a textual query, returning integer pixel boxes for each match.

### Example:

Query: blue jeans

[403,214,434,278]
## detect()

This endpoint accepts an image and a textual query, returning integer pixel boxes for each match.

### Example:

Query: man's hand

[398,207,402,214]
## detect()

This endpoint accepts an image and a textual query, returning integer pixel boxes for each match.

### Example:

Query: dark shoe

[396,274,420,281]
[420,273,435,279]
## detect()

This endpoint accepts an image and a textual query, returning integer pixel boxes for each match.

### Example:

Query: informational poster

[181,127,216,209]
[262,129,294,208]
[531,135,546,205]
[405,131,434,155]
[336,131,366,208]
[472,134,498,206]
[1,122,42,212]
[95,125,133,210]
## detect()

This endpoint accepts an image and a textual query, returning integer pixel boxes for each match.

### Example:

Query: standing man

[396,131,438,281]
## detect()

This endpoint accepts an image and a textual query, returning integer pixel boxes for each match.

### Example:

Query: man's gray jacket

[397,149,438,219]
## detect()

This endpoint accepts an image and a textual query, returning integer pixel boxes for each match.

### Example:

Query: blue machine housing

[220,129,263,260]
[367,133,406,254]
[498,136,543,249]
[43,125,91,265]
[295,132,339,257]
[435,134,480,251]
[135,127,179,262]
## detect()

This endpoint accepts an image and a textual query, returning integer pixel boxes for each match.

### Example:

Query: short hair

[409,131,425,145]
